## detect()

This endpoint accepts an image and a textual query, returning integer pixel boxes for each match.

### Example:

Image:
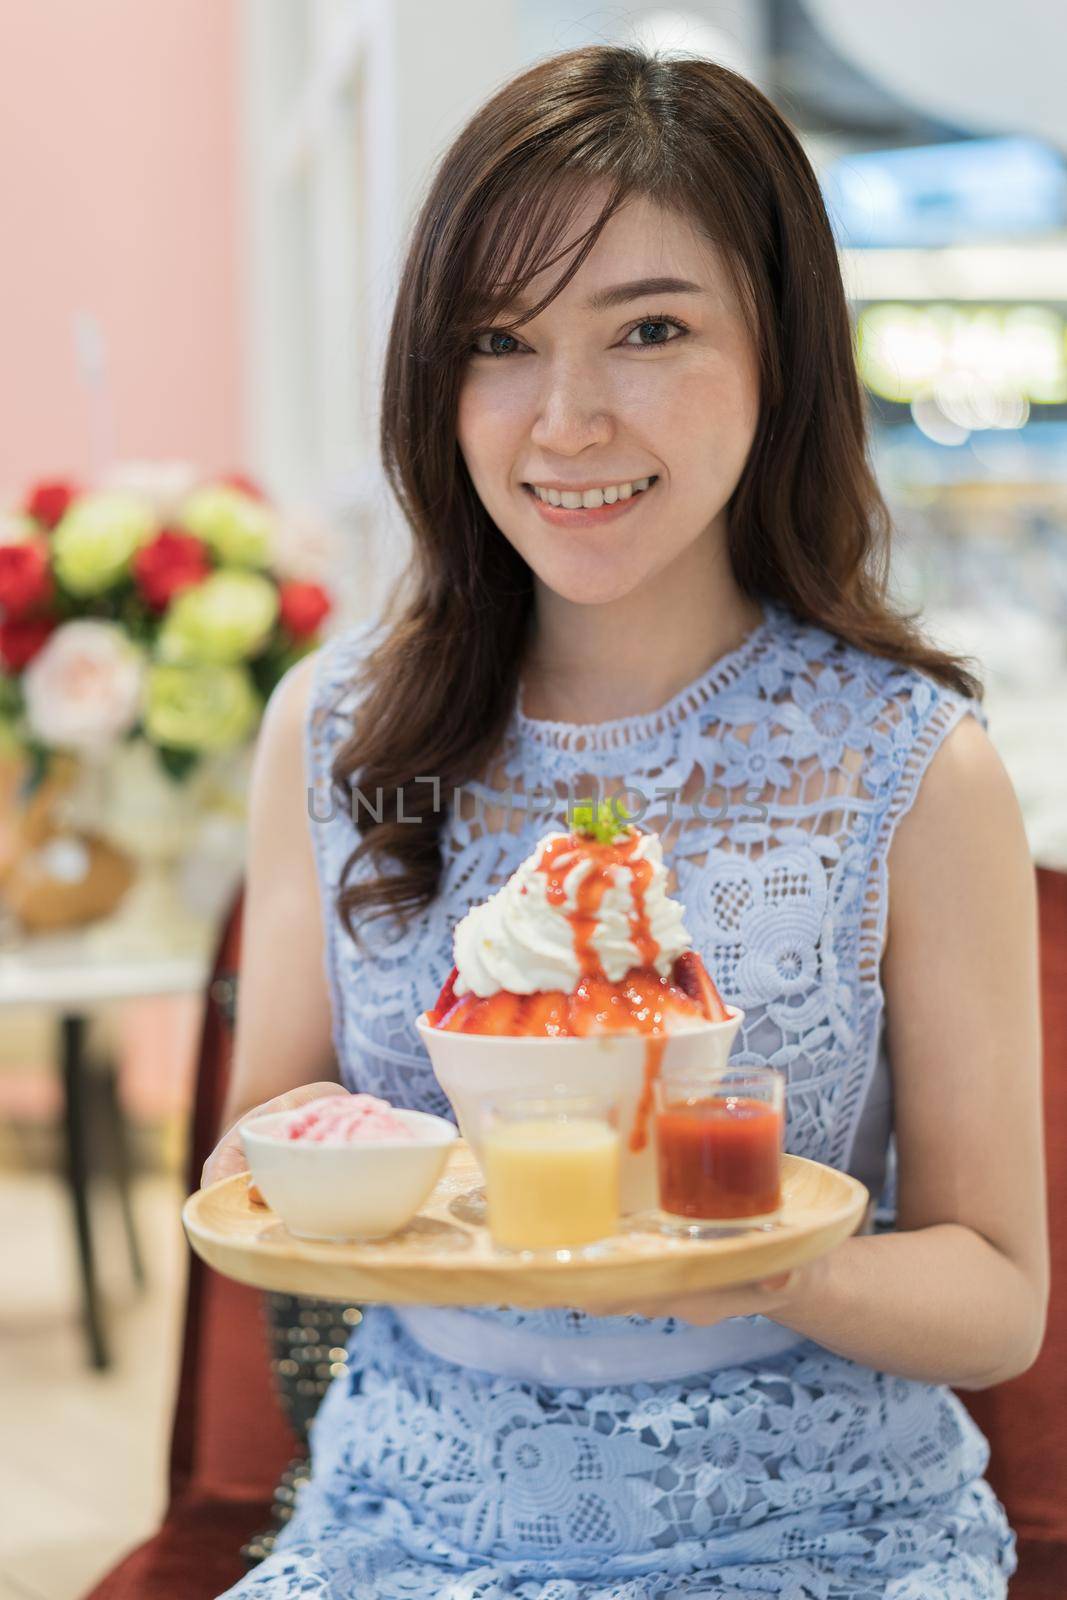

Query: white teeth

[531,477,655,508]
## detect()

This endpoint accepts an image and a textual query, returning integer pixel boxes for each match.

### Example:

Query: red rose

[218,471,268,502]
[0,614,55,670]
[278,580,331,639]
[0,539,52,617]
[133,528,211,610]
[23,479,80,530]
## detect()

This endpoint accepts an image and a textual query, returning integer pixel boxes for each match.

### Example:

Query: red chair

[85,872,1067,1598]
[84,894,299,1599]
[957,865,1067,1597]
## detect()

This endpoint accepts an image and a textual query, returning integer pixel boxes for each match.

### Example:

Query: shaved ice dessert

[419,803,742,1208]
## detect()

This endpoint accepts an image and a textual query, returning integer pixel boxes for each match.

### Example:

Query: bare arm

[586,715,1050,1389]
[201,651,346,1185]
[775,712,1048,1387]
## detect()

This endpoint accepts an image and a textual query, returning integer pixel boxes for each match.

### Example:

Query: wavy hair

[331,44,980,948]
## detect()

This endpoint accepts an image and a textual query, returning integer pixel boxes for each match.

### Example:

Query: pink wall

[0,0,242,496]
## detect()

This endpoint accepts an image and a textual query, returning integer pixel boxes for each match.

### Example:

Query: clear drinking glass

[481,1087,621,1254]
[653,1065,785,1236]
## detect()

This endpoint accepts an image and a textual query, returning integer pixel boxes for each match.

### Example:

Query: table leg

[60,1013,108,1369]
[101,1063,146,1289]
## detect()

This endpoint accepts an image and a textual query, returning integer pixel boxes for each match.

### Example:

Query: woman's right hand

[201,1080,350,1189]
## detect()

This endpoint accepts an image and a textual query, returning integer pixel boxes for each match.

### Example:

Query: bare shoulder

[887,706,1035,940]
[247,651,323,805]
[258,648,321,753]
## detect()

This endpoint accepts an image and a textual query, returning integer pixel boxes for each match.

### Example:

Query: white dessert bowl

[415,1006,744,1214]
[240,1106,458,1241]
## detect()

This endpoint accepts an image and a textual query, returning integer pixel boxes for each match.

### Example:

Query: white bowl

[240,1106,458,1241]
[415,1006,744,1214]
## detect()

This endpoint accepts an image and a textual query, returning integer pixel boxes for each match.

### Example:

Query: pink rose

[23,620,144,752]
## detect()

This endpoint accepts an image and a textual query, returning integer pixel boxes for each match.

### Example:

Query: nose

[529,361,614,455]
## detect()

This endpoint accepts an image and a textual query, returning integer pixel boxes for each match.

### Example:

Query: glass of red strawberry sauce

[653,1067,785,1235]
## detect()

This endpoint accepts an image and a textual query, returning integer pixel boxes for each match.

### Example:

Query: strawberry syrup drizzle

[535,828,667,1152]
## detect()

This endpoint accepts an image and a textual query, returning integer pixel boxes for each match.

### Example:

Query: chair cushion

[81,1490,272,1599]
[1009,1536,1067,1600]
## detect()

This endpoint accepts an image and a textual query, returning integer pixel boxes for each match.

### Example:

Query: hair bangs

[456,168,633,340]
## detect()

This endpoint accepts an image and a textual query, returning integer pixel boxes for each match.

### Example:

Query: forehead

[470,184,730,323]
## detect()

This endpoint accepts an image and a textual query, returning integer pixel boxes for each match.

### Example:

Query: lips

[521,477,660,525]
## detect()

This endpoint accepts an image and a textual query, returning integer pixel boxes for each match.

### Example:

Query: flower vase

[62,741,212,956]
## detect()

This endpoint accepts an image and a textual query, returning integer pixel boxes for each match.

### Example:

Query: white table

[0,929,211,1368]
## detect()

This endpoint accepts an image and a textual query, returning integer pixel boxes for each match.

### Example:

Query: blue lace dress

[219,599,1017,1600]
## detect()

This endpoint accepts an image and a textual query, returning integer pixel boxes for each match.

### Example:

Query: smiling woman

[333,46,979,940]
[208,41,1044,1600]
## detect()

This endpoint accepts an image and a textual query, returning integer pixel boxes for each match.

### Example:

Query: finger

[201,1138,250,1188]
[276,1081,349,1109]
[756,1269,795,1292]
[200,1083,348,1188]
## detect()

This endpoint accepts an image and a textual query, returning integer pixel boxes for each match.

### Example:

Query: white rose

[101,460,201,520]
[23,620,145,752]
[270,506,342,583]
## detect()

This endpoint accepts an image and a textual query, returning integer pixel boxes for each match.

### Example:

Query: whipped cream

[451,828,692,998]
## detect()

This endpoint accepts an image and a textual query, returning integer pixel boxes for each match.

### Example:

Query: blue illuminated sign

[822,137,1067,249]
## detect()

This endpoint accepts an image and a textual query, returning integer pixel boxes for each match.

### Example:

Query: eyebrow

[584,276,706,311]
[500,276,706,318]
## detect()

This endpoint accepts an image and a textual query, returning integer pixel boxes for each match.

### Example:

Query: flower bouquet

[0,470,334,937]
[0,472,332,779]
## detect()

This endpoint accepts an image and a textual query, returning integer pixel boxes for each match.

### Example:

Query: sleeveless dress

[219,598,1017,1600]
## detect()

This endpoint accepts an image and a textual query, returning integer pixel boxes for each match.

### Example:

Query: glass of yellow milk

[481,1089,621,1253]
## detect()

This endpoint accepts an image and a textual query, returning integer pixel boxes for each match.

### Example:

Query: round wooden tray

[183,1143,869,1306]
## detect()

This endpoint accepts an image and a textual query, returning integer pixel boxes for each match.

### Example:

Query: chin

[517,538,655,606]
[529,563,647,607]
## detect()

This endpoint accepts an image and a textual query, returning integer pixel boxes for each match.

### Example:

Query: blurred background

[1,3,1065,1596]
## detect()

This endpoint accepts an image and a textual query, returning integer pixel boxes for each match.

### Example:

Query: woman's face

[456,187,761,607]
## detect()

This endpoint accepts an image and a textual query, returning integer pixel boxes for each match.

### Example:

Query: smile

[521,476,660,526]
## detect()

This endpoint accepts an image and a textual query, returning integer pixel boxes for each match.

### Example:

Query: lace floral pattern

[221,1309,1014,1599]
[218,600,1014,1598]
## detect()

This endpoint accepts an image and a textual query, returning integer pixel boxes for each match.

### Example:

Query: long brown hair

[332,44,980,948]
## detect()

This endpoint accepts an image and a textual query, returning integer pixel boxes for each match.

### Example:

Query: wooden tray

[183,1143,868,1306]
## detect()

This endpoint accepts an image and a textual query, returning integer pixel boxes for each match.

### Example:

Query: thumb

[201,1081,348,1187]
[271,1081,350,1112]
[757,1269,795,1293]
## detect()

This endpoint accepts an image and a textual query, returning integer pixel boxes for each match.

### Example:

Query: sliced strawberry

[427,965,460,1026]
[438,990,524,1035]
[569,975,636,1035]
[516,991,571,1036]
[672,951,729,1023]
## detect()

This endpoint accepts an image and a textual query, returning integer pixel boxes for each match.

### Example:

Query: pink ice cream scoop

[276,1092,416,1144]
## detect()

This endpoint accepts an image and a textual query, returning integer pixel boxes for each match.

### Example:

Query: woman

[205,46,1047,1599]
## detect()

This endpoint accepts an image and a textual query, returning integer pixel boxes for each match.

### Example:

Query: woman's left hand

[550,1262,816,1326]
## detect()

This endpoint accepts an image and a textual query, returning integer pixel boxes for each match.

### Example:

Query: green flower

[144,663,260,752]
[178,485,275,567]
[52,492,155,595]
[158,570,279,665]
[570,796,633,842]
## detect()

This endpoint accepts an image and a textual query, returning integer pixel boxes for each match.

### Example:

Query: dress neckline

[511,599,780,753]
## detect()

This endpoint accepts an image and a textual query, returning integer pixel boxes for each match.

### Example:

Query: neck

[520,528,764,725]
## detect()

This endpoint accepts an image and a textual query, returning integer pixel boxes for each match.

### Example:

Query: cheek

[653,355,760,466]
[456,372,528,463]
